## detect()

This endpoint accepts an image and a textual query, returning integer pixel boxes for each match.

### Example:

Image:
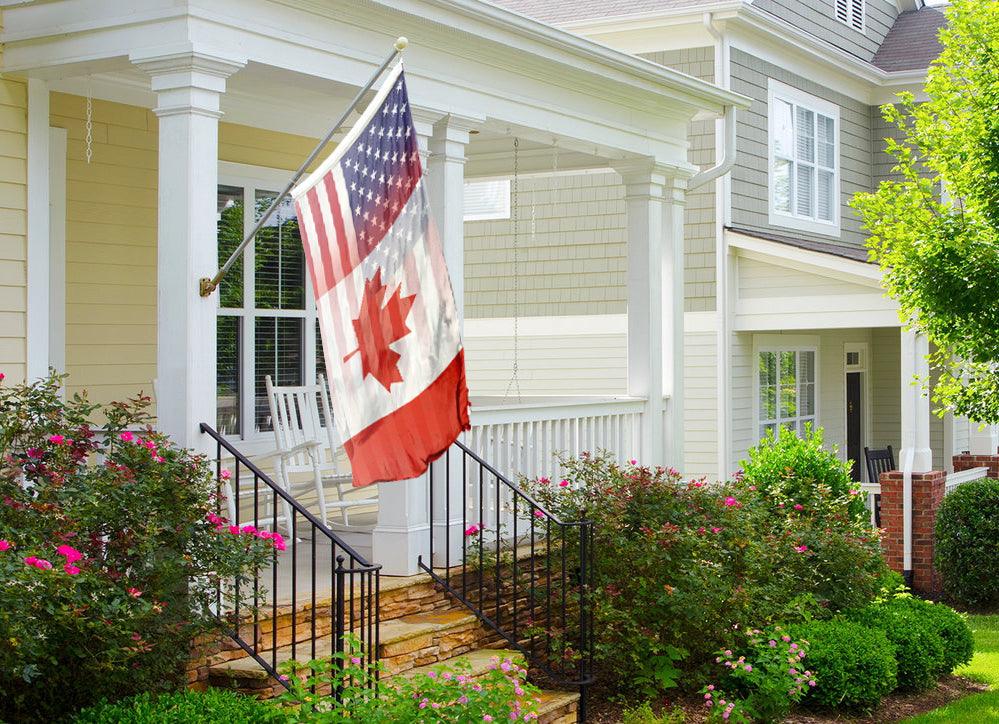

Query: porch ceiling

[0,0,750,170]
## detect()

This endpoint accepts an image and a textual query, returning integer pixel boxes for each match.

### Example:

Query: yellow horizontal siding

[0,74,26,383]
[52,92,320,410]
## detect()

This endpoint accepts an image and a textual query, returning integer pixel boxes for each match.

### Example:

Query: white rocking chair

[265,375,374,528]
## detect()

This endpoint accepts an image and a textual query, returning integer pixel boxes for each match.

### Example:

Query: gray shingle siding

[729,47,873,251]
[642,47,717,313]
[751,0,898,63]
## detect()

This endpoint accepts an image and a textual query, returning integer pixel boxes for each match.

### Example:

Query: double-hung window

[216,164,319,439]
[757,347,817,440]
[768,80,840,235]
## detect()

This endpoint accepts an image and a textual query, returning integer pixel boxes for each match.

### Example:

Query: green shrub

[519,434,887,696]
[849,597,947,691]
[73,690,281,723]
[789,620,896,711]
[935,479,999,606]
[741,425,867,521]
[896,597,974,674]
[0,375,274,721]
[620,701,685,724]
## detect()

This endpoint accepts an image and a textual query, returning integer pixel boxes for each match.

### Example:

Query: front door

[846,372,862,481]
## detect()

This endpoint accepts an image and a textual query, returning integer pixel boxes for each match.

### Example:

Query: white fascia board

[734,309,902,331]
[726,230,884,287]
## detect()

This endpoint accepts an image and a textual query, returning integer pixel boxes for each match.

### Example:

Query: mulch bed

[587,676,988,723]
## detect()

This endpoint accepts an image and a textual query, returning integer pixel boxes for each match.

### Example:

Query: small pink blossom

[351,656,361,665]
[64,564,81,575]
[628,459,638,465]
[26,447,42,459]
[794,544,808,553]
[240,524,257,535]
[220,469,232,480]
[57,545,83,563]
[558,479,570,488]
[228,525,240,535]
[483,716,493,722]
[48,434,65,445]
[711,526,722,534]
[272,533,287,552]
[464,523,481,536]
[533,509,544,519]
[724,496,739,507]
[538,476,550,485]
[119,431,134,443]
[0,540,10,552]
[0,373,5,381]
[794,504,804,511]
[127,587,142,598]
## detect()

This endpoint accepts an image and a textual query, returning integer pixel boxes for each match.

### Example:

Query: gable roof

[872,7,948,71]
[487,0,721,26]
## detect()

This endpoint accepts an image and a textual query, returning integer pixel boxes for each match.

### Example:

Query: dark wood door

[847,372,862,481]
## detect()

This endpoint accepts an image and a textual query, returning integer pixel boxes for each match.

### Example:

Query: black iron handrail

[418,439,594,720]
[200,423,381,693]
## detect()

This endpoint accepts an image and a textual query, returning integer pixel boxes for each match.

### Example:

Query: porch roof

[0,0,749,168]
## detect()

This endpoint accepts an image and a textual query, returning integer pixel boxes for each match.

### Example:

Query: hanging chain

[503,137,523,403]
[85,78,94,165]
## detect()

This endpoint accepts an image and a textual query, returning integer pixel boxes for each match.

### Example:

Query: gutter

[689,13,737,191]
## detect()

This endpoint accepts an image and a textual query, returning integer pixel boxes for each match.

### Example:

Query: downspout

[694,11,736,481]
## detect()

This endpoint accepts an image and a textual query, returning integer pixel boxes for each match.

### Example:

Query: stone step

[398,647,526,681]
[208,609,486,697]
[537,690,581,724]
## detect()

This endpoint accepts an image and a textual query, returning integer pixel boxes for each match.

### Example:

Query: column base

[371,523,430,577]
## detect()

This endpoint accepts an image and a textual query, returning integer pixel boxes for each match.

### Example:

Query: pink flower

[28,557,52,570]
[533,509,544,519]
[794,544,808,553]
[272,533,287,552]
[704,693,712,700]
[240,524,257,535]
[228,525,240,535]
[768,640,777,648]
[153,455,165,463]
[0,540,10,552]
[0,373,5,381]
[538,476,550,485]
[221,469,232,480]
[744,664,752,672]
[464,523,481,536]
[26,447,42,459]
[119,431,134,443]
[794,504,804,511]
[628,459,638,465]
[256,530,272,540]
[128,587,142,598]
[351,656,361,665]
[711,527,722,534]
[484,716,494,722]
[708,685,715,691]
[809,680,816,687]
[23,556,37,566]
[849,489,860,496]
[458,695,468,704]
[558,479,570,488]
[64,564,81,575]
[279,674,289,682]
[57,545,83,563]
[724,496,738,507]
[48,434,65,445]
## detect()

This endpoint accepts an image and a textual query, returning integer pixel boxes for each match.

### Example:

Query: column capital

[614,158,692,201]
[131,47,246,118]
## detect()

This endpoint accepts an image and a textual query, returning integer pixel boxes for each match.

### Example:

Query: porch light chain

[85,79,94,164]
[503,136,523,403]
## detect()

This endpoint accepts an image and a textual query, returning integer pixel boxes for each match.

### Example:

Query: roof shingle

[872,7,947,72]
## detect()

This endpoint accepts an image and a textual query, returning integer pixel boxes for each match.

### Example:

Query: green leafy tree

[852,0,999,422]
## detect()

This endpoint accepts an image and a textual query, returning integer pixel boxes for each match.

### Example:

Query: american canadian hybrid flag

[292,64,469,487]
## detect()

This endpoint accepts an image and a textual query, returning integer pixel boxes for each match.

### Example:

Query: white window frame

[217,161,318,447]
[767,79,841,237]
[464,178,511,221]
[753,334,820,442]
[834,0,866,34]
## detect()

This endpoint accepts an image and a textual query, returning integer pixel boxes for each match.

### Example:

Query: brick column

[953,453,999,479]
[879,470,946,594]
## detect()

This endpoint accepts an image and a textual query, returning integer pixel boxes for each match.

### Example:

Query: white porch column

[427,114,478,566]
[133,50,244,449]
[618,161,687,467]
[26,79,50,381]
[899,327,932,582]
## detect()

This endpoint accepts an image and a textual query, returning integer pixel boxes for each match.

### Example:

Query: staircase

[203,571,580,722]
[198,424,590,723]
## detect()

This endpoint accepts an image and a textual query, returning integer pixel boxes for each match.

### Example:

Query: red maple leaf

[343,270,416,390]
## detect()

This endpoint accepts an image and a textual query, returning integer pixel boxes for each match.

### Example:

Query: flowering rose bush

[700,626,814,723]
[0,374,275,721]
[276,635,542,722]
[520,432,887,697]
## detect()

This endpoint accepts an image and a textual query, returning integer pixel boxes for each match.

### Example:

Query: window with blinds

[835,0,865,33]
[464,179,511,221]
[769,80,840,234]
[216,179,315,439]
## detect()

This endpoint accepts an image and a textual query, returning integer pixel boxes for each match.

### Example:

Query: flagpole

[200,36,410,297]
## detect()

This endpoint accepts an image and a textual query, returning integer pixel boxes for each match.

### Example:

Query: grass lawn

[904,614,999,722]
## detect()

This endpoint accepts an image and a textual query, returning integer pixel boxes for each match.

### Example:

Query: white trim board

[48,126,67,377]
[26,79,50,380]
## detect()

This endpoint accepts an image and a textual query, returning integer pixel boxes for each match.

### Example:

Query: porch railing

[860,466,990,526]
[420,440,594,719]
[200,423,381,692]
[469,396,645,483]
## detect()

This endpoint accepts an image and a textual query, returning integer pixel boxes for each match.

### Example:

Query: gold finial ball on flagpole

[395,37,409,51]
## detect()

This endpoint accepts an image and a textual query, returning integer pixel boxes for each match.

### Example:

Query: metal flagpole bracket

[199,37,409,298]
